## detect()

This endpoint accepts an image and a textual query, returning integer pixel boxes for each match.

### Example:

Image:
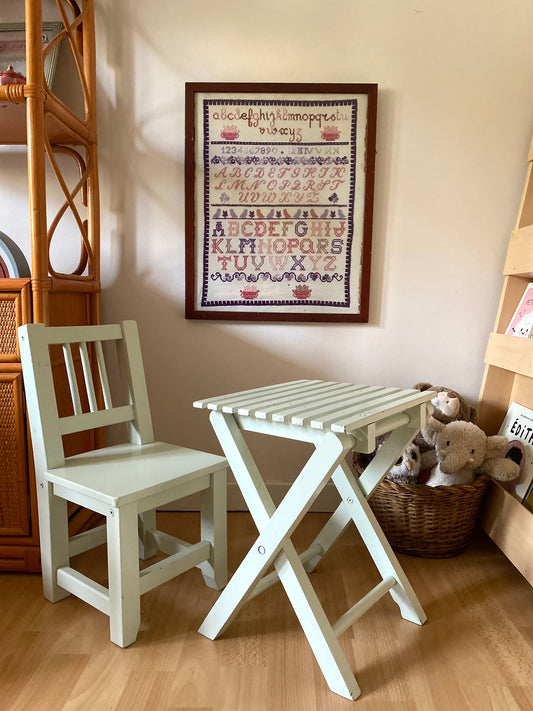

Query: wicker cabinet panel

[0,372,29,536]
[0,283,31,362]
[0,296,18,357]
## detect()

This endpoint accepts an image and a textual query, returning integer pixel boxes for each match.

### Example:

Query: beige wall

[3,1,533,507]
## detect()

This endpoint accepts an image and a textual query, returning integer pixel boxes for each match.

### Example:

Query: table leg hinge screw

[347,497,354,504]
[258,545,266,555]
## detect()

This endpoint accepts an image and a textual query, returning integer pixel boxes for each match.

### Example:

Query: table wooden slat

[194,380,314,411]
[270,383,369,422]
[290,386,400,427]
[235,381,344,417]
[249,382,362,419]
[326,391,435,432]
[194,381,434,435]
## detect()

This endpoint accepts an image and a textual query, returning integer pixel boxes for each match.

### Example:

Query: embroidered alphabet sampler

[185,84,377,322]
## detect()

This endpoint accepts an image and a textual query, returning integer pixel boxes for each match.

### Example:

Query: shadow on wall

[92,1,367,510]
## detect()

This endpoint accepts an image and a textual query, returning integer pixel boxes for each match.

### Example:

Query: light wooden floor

[1,512,532,711]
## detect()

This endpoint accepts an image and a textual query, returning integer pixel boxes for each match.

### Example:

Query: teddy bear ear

[413,382,433,392]
[421,415,445,446]
[485,435,509,459]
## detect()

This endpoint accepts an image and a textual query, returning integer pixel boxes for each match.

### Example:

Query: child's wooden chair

[18,320,227,647]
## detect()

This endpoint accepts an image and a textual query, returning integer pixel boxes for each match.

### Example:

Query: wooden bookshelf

[478,136,533,587]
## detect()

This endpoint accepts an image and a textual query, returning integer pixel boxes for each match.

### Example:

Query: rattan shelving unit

[0,0,101,571]
[478,136,533,587]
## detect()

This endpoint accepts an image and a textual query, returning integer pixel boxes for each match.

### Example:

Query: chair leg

[106,504,141,647]
[200,468,227,590]
[37,481,71,603]
[138,510,158,559]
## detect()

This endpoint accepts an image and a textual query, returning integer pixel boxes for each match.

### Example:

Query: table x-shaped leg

[199,411,426,701]
[304,424,428,625]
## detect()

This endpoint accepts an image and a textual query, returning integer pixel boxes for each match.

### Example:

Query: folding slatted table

[194,380,434,700]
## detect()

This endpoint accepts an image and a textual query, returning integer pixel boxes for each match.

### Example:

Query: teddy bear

[385,442,421,484]
[354,384,480,478]
[412,382,478,425]
[421,416,520,487]
[412,383,479,471]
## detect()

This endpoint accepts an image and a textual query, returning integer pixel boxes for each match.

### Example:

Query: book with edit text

[498,401,533,501]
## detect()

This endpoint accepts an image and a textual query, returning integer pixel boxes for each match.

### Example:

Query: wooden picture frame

[185,82,377,322]
[0,22,63,88]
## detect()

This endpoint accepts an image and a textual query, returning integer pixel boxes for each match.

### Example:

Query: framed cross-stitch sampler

[185,82,377,322]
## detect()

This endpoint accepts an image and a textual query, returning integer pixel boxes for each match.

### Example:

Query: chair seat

[46,442,227,507]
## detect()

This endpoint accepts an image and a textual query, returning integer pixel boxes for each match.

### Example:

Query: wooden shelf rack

[0,0,101,571]
[478,136,533,587]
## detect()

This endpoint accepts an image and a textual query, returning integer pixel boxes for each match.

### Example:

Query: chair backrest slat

[18,321,155,472]
[79,341,98,412]
[117,320,154,445]
[63,343,83,415]
[95,340,112,409]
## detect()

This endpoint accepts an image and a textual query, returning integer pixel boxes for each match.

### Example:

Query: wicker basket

[367,475,490,558]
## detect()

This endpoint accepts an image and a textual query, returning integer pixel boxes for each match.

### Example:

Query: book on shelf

[505,282,533,337]
[498,402,533,502]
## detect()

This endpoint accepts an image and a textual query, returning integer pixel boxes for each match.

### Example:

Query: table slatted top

[194,380,434,434]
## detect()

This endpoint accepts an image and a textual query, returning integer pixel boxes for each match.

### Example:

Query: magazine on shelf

[498,402,533,501]
[505,282,533,337]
